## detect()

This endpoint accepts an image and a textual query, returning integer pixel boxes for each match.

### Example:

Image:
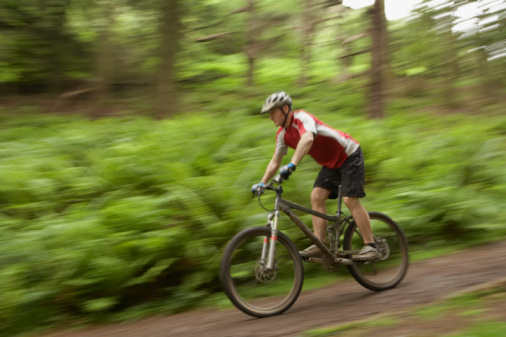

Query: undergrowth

[0,94,505,335]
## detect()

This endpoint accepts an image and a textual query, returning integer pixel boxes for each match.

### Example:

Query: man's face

[269,106,286,127]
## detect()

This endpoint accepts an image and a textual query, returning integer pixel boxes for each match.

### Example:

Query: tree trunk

[380,0,391,79]
[245,0,256,87]
[46,2,67,94]
[440,12,459,108]
[368,0,385,119]
[156,0,180,119]
[94,0,115,116]
[333,5,352,83]
[299,0,316,85]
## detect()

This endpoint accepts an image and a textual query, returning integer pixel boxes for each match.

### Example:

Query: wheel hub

[376,237,390,260]
[254,260,277,283]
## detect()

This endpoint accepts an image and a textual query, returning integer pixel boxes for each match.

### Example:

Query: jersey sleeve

[294,111,317,135]
[274,128,288,156]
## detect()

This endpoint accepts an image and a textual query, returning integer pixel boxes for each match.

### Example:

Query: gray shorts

[313,147,366,199]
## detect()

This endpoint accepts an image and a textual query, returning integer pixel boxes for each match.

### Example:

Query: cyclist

[252,91,380,261]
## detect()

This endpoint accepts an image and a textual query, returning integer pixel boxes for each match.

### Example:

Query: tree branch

[195,32,231,42]
[340,48,371,58]
[342,33,369,44]
[231,6,249,14]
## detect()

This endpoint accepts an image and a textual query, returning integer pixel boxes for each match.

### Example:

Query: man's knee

[343,196,360,209]
[311,188,329,207]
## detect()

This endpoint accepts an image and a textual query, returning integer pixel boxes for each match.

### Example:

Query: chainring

[322,255,340,272]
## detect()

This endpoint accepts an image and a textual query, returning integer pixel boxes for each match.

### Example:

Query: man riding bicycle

[252,91,379,261]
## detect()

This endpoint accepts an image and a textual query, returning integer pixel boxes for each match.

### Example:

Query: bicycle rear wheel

[344,212,409,291]
[220,226,304,317]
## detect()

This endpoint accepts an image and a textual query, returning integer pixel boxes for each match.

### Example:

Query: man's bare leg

[343,197,373,244]
[310,187,331,242]
[343,196,380,260]
[298,187,331,258]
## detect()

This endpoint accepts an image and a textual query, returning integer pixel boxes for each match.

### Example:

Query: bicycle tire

[220,226,304,317]
[344,211,409,291]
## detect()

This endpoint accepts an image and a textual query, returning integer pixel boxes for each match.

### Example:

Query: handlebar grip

[272,174,283,185]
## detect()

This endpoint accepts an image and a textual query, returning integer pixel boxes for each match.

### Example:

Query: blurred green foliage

[0,0,505,335]
[0,103,505,335]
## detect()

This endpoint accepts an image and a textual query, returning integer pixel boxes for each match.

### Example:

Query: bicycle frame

[223,178,409,317]
[261,181,356,271]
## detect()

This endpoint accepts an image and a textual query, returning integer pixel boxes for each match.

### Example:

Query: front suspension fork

[262,212,279,270]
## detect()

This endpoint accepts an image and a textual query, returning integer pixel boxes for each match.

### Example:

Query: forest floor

[40,240,506,337]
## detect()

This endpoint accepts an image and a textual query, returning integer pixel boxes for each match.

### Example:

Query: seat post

[337,185,343,216]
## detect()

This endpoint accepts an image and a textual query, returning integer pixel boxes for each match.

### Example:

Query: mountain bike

[220,175,409,317]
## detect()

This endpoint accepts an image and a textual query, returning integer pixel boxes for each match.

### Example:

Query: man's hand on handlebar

[251,173,288,195]
[251,182,265,196]
[280,163,296,180]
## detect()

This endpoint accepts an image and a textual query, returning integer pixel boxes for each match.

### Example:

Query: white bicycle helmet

[261,91,292,114]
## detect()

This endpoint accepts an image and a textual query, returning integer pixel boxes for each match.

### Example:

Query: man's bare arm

[290,132,314,166]
[261,153,283,184]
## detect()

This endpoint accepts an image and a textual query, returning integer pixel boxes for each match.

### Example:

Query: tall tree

[93,0,116,113]
[300,1,347,85]
[330,4,370,83]
[156,0,181,118]
[245,0,257,87]
[39,0,69,93]
[299,0,317,85]
[368,0,386,118]
[438,2,460,107]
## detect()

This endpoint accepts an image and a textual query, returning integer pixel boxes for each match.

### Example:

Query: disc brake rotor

[254,260,277,283]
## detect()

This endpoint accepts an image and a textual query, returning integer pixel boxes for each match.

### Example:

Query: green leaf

[80,297,119,313]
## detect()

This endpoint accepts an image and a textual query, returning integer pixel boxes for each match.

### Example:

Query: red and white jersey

[275,110,360,169]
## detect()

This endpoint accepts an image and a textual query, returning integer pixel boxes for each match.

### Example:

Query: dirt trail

[44,241,506,337]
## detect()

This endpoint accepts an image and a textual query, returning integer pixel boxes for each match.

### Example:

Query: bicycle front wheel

[220,226,304,317]
[344,212,409,291]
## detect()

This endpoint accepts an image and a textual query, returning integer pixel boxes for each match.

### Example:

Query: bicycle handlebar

[267,174,284,188]
[254,175,284,211]
[252,175,284,199]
